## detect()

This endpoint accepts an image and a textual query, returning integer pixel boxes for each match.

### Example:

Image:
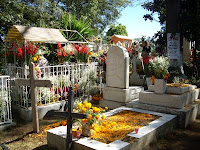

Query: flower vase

[82,123,91,137]
[154,79,166,94]
[146,77,152,89]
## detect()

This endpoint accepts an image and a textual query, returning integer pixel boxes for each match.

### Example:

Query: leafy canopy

[106,24,128,37]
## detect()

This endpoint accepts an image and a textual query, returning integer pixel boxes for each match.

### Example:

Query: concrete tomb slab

[127,99,200,128]
[139,89,199,109]
[47,107,176,150]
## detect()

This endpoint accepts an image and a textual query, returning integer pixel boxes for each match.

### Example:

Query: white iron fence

[0,75,12,125]
[8,63,104,109]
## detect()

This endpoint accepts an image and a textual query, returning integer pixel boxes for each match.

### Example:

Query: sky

[116,4,162,39]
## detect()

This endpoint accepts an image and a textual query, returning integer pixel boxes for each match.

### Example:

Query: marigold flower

[105,107,108,110]
[77,103,82,109]
[81,119,87,124]
[88,114,92,120]
[86,102,92,109]
[95,115,100,120]
[102,121,107,127]
[83,101,88,105]
[101,114,105,119]
[35,67,38,71]
[32,57,37,62]
[81,107,87,113]
[93,107,100,113]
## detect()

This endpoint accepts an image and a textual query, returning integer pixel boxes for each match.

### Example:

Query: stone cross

[54,87,87,150]
[15,62,52,133]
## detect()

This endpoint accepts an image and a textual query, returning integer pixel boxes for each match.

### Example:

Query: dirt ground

[0,115,200,150]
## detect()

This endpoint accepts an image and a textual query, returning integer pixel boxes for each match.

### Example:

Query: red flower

[142,56,150,65]
[17,48,23,60]
[81,45,85,54]
[126,46,129,52]
[33,44,39,54]
[28,43,33,54]
[75,45,80,53]
[62,50,67,56]
[84,46,88,53]
[57,42,62,50]
[70,51,73,56]
[57,50,62,57]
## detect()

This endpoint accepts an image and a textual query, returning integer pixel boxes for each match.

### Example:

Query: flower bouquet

[149,56,170,93]
[74,101,107,136]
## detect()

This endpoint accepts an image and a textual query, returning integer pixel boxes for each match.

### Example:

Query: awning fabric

[110,35,132,44]
[4,25,68,43]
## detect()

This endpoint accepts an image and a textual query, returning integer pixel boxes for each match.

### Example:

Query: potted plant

[149,56,170,94]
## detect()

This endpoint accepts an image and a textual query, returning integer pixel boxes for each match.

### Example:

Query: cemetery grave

[0,25,200,150]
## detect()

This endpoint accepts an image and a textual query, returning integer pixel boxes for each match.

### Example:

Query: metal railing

[0,75,12,126]
[8,62,104,109]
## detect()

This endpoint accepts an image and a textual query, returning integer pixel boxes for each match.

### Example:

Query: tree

[0,0,63,42]
[106,24,128,37]
[142,0,200,42]
[59,0,133,33]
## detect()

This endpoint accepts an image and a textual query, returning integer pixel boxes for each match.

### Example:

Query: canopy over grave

[4,25,68,43]
[110,35,132,44]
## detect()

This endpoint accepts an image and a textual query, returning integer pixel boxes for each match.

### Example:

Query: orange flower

[105,107,108,110]
[96,115,100,120]
[164,75,168,80]
[86,102,92,109]
[93,107,100,113]
[88,114,92,120]
[62,120,67,126]
[101,114,105,119]
[166,73,170,77]
[81,107,87,113]
[81,119,87,124]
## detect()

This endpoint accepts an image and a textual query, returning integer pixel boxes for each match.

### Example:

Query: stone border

[47,107,176,150]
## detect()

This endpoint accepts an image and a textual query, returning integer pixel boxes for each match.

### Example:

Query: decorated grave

[128,82,200,128]
[3,25,104,121]
[47,107,176,150]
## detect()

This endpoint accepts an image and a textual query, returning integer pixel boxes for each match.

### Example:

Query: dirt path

[1,116,200,150]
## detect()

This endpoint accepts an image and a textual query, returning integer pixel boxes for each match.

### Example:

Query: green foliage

[142,0,200,42]
[106,24,128,37]
[60,13,95,41]
[0,0,63,42]
[60,0,133,32]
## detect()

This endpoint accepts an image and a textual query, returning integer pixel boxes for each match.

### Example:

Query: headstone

[102,46,144,109]
[130,56,144,86]
[106,46,129,89]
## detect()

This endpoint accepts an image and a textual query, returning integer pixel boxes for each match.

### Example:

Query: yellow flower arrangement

[74,101,107,126]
